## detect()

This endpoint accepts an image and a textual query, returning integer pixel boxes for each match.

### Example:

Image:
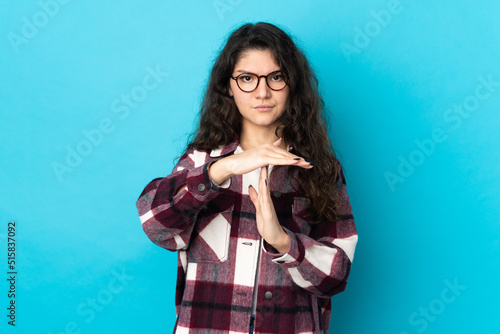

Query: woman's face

[229,49,289,134]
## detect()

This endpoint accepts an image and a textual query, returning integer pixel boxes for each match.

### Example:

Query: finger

[264,146,308,162]
[261,148,304,162]
[280,154,315,168]
[248,185,259,207]
[263,146,292,159]
[259,166,272,206]
[260,165,268,184]
[264,157,313,168]
[294,159,315,168]
[272,137,282,147]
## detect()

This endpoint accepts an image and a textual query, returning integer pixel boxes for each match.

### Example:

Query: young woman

[136,22,358,334]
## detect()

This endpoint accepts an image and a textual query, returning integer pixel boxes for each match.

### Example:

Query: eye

[270,73,284,81]
[240,75,254,82]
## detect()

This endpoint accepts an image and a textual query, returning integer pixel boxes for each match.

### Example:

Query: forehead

[234,49,280,73]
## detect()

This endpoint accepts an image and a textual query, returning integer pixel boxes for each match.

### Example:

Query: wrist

[270,230,290,254]
[209,158,234,185]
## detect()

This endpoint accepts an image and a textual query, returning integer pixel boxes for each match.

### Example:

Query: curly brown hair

[186,22,342,223]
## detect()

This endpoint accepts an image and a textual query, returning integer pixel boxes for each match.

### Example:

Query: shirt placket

[248,165,274,332]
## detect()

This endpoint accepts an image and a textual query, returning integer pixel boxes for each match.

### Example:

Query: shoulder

[335,159,347,187]
[176,140,240,169]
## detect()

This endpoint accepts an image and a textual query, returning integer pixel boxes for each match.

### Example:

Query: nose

[254,76,272,98]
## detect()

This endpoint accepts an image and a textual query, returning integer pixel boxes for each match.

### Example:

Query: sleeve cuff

[186,160,230,200]
[262,227,303,266]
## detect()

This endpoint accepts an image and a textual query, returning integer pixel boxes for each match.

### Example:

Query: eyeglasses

[231,71,288,93]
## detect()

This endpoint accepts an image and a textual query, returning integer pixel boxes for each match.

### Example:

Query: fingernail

[305,159,317,166]
[293,158,301,161]
[248,185,253,189]
[265,179,268,186]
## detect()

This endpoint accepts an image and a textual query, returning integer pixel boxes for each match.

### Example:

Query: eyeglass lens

[236,72,287,92]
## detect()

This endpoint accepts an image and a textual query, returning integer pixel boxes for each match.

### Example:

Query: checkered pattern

[136,139,358,334]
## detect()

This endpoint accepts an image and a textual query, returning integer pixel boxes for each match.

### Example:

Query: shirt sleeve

[262,161,358,298]
[136,148,229,251]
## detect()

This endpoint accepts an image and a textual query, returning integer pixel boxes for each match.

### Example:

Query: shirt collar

[209,138,240,157]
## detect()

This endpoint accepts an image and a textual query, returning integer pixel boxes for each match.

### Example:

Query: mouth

[254,104,274,112]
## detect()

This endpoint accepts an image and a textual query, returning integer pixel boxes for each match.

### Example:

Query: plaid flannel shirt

[136,139,358,334]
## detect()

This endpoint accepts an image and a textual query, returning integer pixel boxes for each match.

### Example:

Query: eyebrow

[234,69,281,74]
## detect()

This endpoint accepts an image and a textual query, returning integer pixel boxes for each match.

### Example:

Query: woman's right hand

[208,138,313,185]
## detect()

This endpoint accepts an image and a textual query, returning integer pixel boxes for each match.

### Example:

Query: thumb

[272,137,282,147]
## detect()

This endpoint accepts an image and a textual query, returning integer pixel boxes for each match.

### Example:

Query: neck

[239,125,283,151]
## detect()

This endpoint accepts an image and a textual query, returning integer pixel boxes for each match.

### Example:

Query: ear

[228,85,234,97]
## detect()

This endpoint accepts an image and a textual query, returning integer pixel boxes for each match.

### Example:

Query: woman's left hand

[248,166,290,253]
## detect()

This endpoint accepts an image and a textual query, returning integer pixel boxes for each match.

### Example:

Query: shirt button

[264,291,273,300]
[273,191,281,198]
[197,183,206,192]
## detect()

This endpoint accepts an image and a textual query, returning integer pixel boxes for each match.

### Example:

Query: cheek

[278,90,289,106]
[232,91,250,106]
[230,94,244,114]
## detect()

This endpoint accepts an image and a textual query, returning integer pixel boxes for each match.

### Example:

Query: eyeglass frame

[230,70,288,93]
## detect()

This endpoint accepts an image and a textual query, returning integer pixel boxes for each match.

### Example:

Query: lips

[254,104,274,112]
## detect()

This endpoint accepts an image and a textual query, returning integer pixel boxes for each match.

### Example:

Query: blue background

[1,0,499,333]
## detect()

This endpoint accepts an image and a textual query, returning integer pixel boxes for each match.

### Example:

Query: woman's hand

[209,138,312,185]
[248,166,290,253]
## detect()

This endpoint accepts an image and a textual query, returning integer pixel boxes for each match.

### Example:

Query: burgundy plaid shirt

[136,139,358,334]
